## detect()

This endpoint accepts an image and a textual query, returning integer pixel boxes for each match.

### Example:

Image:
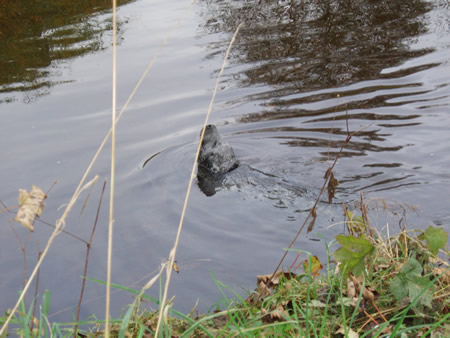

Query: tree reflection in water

[0,0,134,103]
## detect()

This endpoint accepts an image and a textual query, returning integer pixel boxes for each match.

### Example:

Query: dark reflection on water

[201,0,432,90]
[0,0,133,103]
[198,0,448,199]
[199,0,436,136]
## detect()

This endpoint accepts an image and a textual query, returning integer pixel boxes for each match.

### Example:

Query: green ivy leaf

[418,226,448,255]
[333,235,374,276]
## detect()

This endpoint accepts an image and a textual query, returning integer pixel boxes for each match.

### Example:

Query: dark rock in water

[196,125,309,206]
[197,124,239,178]
[197,124,239,196]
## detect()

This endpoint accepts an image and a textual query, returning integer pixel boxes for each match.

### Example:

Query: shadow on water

[0,0,134,103]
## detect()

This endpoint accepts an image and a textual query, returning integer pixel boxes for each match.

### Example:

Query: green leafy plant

[418,225,448,255]
[333,235,374,277]
[389,257,434,309]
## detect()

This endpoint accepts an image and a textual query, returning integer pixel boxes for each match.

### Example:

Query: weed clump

[103,221,449,337]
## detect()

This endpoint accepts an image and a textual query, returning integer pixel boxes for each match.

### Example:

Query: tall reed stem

[104,0,117,335]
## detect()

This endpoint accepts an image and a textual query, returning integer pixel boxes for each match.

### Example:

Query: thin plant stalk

[105,0,118,335]
[154,22,244,336]
[74,180,106,337]
[1,199,90,245]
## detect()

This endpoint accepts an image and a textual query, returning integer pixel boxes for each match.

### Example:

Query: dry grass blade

[154,22,244,336]
[104,0,118,335]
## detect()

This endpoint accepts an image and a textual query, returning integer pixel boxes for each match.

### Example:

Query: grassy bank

[2,215,448,337]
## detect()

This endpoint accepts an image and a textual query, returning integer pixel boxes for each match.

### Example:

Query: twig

[371,300,388,323]
[154,22,244,336]
[288,252,301,273]
[35,218,89,245]
[363,309,379,326]
[44,180,58,196]
[74,180,106,337]
[1,199,89,245]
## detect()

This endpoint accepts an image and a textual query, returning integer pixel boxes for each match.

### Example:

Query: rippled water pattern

[0,0,449,320]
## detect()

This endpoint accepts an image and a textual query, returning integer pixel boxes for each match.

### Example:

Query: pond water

[1,0,449,322]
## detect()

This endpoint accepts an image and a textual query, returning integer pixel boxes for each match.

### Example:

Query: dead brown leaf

[257,280,272,298]
[257,271,297,289]
[262,304,289,324]
[336,325,359,337]
[326,169,339,203]
[271,304,289,321]
[347,277,356,298]
[14,185,47,231]
[349,274,375,304]
[307,206,317,233]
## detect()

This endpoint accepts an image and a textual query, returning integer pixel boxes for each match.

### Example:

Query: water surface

[0,0,449,321]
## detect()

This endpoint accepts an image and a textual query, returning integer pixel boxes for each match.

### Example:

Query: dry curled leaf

[307,206,317,233]
[336,325,359,337]
[257,271,297,289]
[326,169,339,203]
[347,277,357,300]
[257,280,272,298]
[271,304,289,321]
[349,274,375,304]
[262,304,289,324]
[14,185,47,231]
